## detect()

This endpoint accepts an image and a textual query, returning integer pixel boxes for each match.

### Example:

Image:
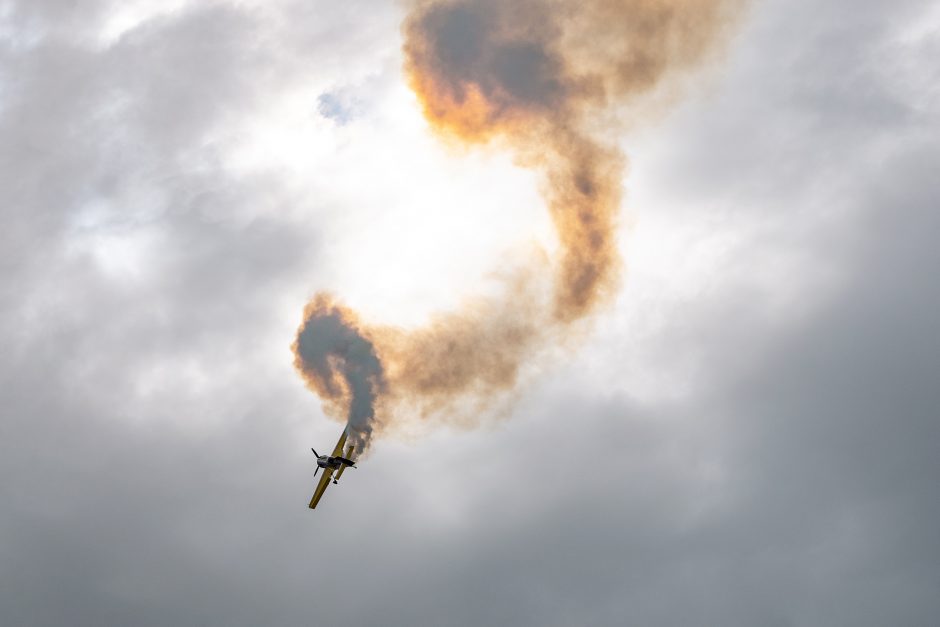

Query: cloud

[0,0,938,625]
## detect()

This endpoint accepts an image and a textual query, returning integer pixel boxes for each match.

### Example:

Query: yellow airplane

[308,427,357,509]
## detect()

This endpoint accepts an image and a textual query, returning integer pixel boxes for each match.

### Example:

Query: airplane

[308,427,357,509]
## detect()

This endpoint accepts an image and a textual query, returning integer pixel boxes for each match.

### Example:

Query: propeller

[314,466,319,477]
[311,448,319,457]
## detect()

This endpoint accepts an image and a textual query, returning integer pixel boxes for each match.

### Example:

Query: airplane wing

[333,444,356,482]
[330,429,348,457]
[308,428,348,510]
[308,467,334,509]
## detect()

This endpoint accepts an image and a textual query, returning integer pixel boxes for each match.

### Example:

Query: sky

[1,0,938,625]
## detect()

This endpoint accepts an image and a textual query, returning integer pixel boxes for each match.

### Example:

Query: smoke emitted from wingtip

[294,0,742,451]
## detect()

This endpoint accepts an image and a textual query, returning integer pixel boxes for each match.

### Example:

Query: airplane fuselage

[314,453,355,470]
[309,432,356,509]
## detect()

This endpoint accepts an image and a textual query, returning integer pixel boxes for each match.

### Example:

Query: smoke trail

[292,295,386,450]
[294,0,742,451]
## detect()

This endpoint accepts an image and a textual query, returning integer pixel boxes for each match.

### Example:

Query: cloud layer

[1,0,938,625]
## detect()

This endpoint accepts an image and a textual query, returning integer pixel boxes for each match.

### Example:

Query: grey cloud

[1,0,939,626]
[315,141,940,626]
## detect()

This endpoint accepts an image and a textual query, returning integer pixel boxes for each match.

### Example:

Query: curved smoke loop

[293,0,741,452]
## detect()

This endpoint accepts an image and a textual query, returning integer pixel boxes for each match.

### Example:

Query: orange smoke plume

[294,0,742,452]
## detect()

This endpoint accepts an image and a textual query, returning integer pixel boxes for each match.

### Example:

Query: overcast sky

[2,0,939,625]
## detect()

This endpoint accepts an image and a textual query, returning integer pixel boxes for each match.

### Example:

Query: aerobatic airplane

[308,427,356,509]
